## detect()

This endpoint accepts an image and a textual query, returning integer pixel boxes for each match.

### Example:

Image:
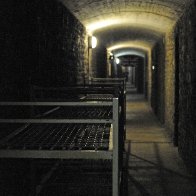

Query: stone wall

[135,57,145,94]
[164,30,175,134]
[0,1,88,193]
[147,50,152,102]
[177,2,196,174]
[91,38,107,78]
[151,41,165,124]
[1,0,88,101]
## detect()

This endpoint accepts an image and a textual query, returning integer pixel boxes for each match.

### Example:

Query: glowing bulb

[152,66,155,70]
[88,36,97,49]
[116,58,120,64]
[91,36,97,48]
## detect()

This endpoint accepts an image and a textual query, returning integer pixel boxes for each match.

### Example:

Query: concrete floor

[125,92,196,196]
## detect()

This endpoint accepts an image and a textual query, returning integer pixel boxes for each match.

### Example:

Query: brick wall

[1,0,88,101]
[177,2,196,174]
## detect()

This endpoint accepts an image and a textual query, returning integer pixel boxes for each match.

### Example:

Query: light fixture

[89,36,97,49]
[152,65,155,70]
[115,58,120,64]
[109,52,114,60]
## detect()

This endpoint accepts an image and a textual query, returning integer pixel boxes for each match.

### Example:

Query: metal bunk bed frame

[89,77,126,142]
[89,77,126,93]
[0,98,121,196]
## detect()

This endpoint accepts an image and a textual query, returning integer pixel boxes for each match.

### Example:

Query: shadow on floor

[124,140,196,196]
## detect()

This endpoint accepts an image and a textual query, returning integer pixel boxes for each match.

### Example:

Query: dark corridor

[1,0,196,195]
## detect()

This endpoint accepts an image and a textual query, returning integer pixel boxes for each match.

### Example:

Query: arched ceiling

[60,0,193,34]
[60,0,193,61]
[112,48,147,58]
[96,26,163,43]
[96,26,163,53]
[108,41,151,54]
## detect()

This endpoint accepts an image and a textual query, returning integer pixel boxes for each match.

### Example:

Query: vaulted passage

[1,0,196,195]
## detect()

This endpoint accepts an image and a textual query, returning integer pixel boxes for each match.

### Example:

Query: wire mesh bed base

[0,98,121,196]
[0,123,112,151]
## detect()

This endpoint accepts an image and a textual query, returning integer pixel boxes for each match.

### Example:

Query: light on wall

[89,36,97,48]
[109,52,114,60]
[152,65,155,70]
[115,58,120,64]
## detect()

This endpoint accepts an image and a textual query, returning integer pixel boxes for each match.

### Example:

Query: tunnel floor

[125,91,196,196]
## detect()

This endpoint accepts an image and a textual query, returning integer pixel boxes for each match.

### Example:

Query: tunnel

[1,0,196,195]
